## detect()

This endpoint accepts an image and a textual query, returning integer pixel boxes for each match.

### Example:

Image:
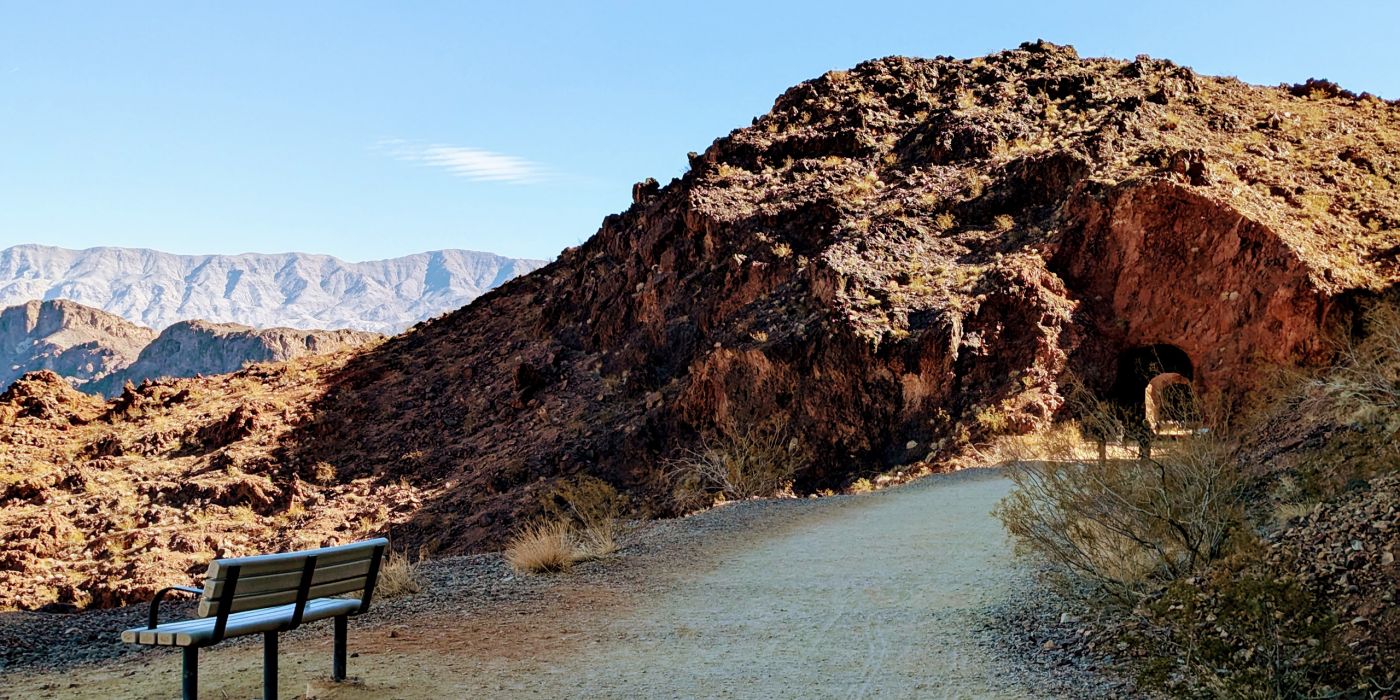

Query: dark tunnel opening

[1111,344,1197,435]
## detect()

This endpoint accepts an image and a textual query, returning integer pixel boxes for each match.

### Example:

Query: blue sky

[1,1,1396,262]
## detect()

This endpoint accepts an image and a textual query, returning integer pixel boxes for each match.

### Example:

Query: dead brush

[665,418,810,511]
[994,384,1253,601]
[1297,299,1400,428]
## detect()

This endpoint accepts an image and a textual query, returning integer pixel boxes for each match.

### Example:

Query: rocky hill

[2,42,1397,611]
[86,320,382,397]
[0,300,156,390]
[0,299,381,397]
[0,245,547,333]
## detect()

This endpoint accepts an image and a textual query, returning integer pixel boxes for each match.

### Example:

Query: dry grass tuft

[374,549,424,599]
[508,476,631,574]
[542,475,626,562]
[506,521,576,574]
[570,517,618,562]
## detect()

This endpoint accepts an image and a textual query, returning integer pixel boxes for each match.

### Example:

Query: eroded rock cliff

[0,300,156,390]
[87,320,382,397]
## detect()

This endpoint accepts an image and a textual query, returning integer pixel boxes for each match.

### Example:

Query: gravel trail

[3,469,1045,699]
[553,468,1029,699]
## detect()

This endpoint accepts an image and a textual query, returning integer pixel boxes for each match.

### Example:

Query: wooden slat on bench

[205,538,385,579]
[198,577,368,617]
[202,559,371,599]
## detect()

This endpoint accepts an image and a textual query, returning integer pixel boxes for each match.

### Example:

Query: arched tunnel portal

[1110,344,1198,436]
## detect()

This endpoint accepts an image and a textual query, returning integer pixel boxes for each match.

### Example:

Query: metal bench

[120,537,388,700]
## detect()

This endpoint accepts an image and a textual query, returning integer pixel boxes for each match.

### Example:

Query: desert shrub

[974,405,1010,433]
[542,475,626,561]
[311,461,336,484]
[999,304,1400,696]
[505,521,576,574]
[1298,299,1400,428]
[995,388,1251,600]
[374,548,424,599]
[1257,299,1400,502]
[666,418,809,511]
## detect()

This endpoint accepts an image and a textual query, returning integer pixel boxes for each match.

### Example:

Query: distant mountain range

[0,245,549,334]
[0,299,381,396]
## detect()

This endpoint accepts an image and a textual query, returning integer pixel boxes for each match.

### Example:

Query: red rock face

[282,44,1398,557]
[1054,181,1333,396]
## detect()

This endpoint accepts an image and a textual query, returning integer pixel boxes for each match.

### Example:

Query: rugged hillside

[0,360,380,610]
[86,321,383,397]
[2,42,1398,610]
[0,300,156,389]
[0,298,382,397]
[0,245,547,333]
[299,43,1397,552]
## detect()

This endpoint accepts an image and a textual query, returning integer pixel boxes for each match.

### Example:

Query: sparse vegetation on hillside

[0,351,411,611]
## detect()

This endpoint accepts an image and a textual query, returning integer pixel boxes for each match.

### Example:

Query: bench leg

[182,646,198,700]
[264,631,279,700]
[333,615,347,681]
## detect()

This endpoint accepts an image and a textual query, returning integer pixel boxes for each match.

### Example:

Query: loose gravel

[2,468,1127,699]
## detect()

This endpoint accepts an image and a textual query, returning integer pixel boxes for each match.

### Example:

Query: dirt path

[4,469,1038,699]
[548,468,1029,699]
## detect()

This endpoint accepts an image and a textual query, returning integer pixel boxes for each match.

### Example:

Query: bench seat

[122,597,362,647]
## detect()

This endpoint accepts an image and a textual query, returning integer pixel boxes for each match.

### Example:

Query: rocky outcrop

[0,370,106,427]
[2,42,1399,610]
[0,300,156,390]
[88,321,382,397]
[288,42,1399,554]
[0,246,548,333]
[0,299,382,397]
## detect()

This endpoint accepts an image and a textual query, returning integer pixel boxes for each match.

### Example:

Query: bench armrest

[149,585,203,629]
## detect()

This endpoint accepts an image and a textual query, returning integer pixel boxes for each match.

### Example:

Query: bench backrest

[197,538,387,618]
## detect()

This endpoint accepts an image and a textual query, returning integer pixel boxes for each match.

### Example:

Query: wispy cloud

[376,139,546,184]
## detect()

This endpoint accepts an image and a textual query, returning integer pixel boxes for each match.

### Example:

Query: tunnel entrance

[1111,344,1197,436]
[1145,372,1197,434]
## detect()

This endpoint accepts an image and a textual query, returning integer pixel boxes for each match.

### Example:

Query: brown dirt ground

[3,470,1054,699]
